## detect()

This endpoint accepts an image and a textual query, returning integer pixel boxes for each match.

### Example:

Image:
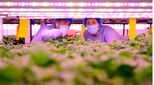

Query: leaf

[58,37,63,42]
[30,46,55,67]
[59,49,68,54]
[0,65,22,83]
[119,51,132,58]
[22,67,38,85]
[130,42,136,47]
[134,37,139,41]
[116,64,134,78]
[135,65,152,82]
[147,45,152,56]
[0,52,13,58]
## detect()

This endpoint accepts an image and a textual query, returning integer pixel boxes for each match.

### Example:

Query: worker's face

[59,20,71,26]
[55,20,71,29]
[86,18,99,27]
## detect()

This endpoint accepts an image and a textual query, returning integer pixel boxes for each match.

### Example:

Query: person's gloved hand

[66,29,81,38]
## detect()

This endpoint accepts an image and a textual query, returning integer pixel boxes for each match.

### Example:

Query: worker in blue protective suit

[31,18,80,44]
[83,18,128,44]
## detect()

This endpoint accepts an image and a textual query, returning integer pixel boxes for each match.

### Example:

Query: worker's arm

[31,25,52,44]
[104,26,128,44]
[41,28,67,41]
[83,31,89,41]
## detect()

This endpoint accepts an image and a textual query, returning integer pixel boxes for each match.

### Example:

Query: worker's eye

[87,22,90,25]
[63,21,67,23]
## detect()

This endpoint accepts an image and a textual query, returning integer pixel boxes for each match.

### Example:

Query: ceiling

[0,0,152,19]
[0,0,152,2]
[2,18,152,24]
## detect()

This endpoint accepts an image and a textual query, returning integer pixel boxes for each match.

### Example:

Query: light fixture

[0,2,152,7]
[0,8,152,13]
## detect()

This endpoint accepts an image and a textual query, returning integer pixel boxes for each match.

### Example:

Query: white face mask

[55,22,69,30]
[86,25,99,34]
[59,25,69,30]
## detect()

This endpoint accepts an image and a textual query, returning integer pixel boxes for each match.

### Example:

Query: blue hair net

[53,18,74,24]
[83,18,103,27]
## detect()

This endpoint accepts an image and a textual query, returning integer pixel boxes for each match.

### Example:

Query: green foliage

[119,51,132,58]
[0,65,22,83]
[135,65,152,84]
[0,32,152,85]
[30,46,56,67]
[147,45,152,56]
[2,35,25,45]
[22,67,38,85]
[116,64,134,78]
